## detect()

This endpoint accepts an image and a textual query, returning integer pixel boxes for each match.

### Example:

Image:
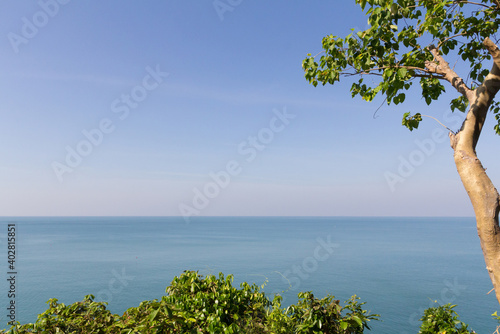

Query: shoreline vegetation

[1,270,480,333]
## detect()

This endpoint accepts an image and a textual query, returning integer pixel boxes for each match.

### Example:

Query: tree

[302,0,500,304]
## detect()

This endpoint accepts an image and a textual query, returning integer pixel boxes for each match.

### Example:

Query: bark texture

[431,37,500,302]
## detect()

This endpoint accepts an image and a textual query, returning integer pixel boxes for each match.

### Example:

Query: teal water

[0,217,497,333]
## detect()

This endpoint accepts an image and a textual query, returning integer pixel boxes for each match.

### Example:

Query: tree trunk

[452,138,500,302]
[450,59,500,303]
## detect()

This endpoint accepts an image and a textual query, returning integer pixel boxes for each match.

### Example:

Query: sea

[0,216,497,333]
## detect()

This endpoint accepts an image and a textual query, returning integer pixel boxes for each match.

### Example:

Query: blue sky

[0,0,498,217]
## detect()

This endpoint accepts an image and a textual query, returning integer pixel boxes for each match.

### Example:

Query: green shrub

[4,295,118,333]
[3,270,379,333]
[418,303,475,334]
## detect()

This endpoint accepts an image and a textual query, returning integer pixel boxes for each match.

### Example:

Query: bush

[418,303,475,334]
[2,270,379,333]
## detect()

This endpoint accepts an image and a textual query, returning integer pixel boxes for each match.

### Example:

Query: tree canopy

[303,0,500,133]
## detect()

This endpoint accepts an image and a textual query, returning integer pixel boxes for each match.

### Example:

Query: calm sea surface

[0,216,497,333]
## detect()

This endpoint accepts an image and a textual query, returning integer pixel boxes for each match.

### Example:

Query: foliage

[418,303,475,334]
[302,0,500,132]
[286,292,377,334]
[2,270,379,334]
[492,310,500,334]
[402,111,422,131]
[4,295,118,333]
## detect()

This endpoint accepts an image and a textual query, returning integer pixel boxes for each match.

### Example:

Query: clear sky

[0,0,498,217]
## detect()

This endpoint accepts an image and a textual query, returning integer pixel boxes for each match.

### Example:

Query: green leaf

[360,0,367,11]
[148,308,160,321]
[402,112,422,131]
[397,67,407,79]
[351,315,363,327]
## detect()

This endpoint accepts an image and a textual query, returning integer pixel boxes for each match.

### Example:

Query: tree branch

[484,37,500,70]
[455,0,496,9]
[421,114,456,133]
[344,64,442,76]
[455,38,500,150]
[425,45,474,101]
[491,0,500,9]
[437,32,467,49]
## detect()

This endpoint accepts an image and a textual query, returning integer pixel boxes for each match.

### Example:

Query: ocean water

[0,216,497,333]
